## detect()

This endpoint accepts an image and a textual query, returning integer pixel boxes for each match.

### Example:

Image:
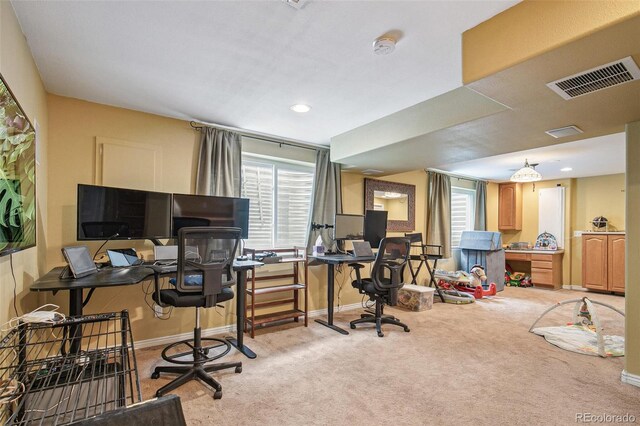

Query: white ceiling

[11,0,518,145]
[436,132,626,181]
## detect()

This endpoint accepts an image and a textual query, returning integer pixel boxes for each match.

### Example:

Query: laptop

[107,248,142,267]
[153,245,178,265]
[351,241,374,257]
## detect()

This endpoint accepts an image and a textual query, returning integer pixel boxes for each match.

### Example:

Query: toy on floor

[432,270,475,304]
[435,266,496,300]
[453,264,497,299]
[529,297,625,357]
[504,264,533,287]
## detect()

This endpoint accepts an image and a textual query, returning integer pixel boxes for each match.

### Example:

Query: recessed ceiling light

[560,167,573,172]
[290,104,311,113]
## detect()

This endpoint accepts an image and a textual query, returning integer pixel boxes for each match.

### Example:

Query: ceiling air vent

[362,169,383,175]
[546,56,640,100]
[545,125,583,139]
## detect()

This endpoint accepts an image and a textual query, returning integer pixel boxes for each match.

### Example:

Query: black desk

[310,254,375,335]
[31,261,262,359]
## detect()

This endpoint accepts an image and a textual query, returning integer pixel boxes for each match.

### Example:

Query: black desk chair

[349,237,411,337]
[152,227,242,399]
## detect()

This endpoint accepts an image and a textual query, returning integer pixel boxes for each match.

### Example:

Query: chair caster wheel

[151,372,160,379]
[350,324,356,329]
[404,327,410,332]
[203,348,209,355]
[377,332,384,337]
[214,390,222,400]
[235,366,242,374]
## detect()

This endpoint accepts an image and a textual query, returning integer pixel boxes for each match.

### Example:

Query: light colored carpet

[135,288,639,425]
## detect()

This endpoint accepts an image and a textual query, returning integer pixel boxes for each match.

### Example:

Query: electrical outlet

[154,304,164,318]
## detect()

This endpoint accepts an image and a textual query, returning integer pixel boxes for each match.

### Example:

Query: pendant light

[510,159,542,183]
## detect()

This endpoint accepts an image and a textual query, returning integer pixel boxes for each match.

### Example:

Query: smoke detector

[373,37,396,55]
[282,0,308,10]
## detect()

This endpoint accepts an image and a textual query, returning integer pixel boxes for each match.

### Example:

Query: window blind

[242,156,314,249]
[242,161,274,249]
[276,168,314,248]
[451,188,475,247]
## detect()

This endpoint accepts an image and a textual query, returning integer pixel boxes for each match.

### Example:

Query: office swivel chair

[349,237,411,337]
[151,227,242,399]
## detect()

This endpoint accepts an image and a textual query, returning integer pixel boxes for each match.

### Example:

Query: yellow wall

[462,0,640,83]
[486,175,626,287]
[625,121,640,377]
[45,95,429,342]
[487,179,573,286]
[0,2,49,323]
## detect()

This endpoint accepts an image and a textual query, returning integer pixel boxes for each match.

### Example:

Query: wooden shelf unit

[243,247,308,338]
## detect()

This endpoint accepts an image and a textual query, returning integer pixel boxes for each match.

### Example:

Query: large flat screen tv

[77,184,172,240]
[0,74,36,256]
[172,193,249,239]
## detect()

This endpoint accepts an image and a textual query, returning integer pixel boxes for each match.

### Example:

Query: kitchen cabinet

[498,183,522,231]
[582,233,625,293]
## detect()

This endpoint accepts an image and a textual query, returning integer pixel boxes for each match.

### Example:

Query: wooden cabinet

[530,253,563,287]
[608,234,626,293]
[582,233,625,293]
[505,250,563,288]
[498,183,522,231]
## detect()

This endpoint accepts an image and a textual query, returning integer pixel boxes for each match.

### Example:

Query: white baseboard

[621,370,640,388]
[135,302,363,350]
[308,302,361,318]
[562,285,588,291]
[135,323,236,350]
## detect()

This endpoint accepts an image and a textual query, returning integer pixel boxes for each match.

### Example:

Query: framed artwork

[0,73,36,256]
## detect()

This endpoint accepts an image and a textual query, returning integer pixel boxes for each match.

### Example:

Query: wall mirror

[364,178,415,232]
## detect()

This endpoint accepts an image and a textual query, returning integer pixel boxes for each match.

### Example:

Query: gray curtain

[426,171,451,259]
[306,150,342,253]
[474,180,487,231]
[195,127,242,197]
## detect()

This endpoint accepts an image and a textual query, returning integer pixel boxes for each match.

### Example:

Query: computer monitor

[172,193,250,239]
[334,214,364,241]
[77,184,172,240]
[363,210,388,249]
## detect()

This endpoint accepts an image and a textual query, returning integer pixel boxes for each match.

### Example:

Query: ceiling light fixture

[373,37,396,55]
[290,104,311,113]
[510,159,542,183]
[560,167,573,172]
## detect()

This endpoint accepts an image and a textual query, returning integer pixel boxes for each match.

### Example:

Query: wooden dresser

[505,249,564,289]
[582,232,625,294]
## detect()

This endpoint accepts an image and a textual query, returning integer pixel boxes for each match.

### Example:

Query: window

[451,187,475,247]
[241,155,314,249]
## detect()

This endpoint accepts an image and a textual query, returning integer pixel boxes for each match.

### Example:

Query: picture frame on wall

[0,73,37,256]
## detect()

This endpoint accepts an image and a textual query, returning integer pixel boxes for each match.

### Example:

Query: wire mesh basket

[0,311,141,425]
